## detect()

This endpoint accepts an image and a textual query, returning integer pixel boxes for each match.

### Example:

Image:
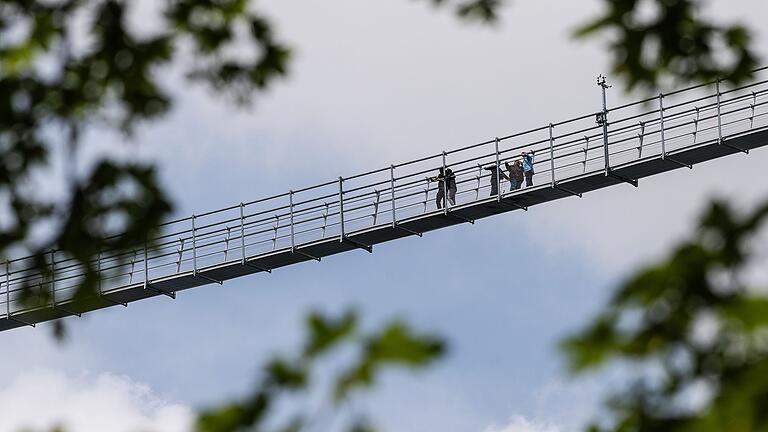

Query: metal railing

[3,67,768,322]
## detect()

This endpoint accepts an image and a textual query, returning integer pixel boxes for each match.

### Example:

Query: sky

[3,0,768,431]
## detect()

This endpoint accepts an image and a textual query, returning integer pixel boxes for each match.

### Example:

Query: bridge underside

[2,129,766,331]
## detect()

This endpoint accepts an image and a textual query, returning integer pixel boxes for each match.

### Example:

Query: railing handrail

[3,67,768,318]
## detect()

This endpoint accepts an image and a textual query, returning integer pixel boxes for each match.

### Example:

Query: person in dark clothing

[483,164,509,197]
[445,168,457,205]
[428,167,456,209]
[505,160,524,191]
[521,151,535,187]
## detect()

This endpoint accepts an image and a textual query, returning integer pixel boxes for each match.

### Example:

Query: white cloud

[5,1,768,432]
[483,415,562,432]
[113,0,768,271]
[0,369,194,432]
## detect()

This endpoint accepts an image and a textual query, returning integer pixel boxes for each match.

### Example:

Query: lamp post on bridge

[597,74,612,176]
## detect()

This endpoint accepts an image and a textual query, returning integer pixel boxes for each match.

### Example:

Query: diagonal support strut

[665,155,693,169]
[145,282,177,299]
[445,211,475,224]
[497,199,528,212]
[608,170,638,187]
[53,304,83,318]
[8,315,36,327]
[293,249,321,262]
[243,261,272,273]
[554,184,583,198]
[194,273,223,285]
[342,237,373,253]
[722,139,749,154]
[394,224,423,237]
[100,295,128,307]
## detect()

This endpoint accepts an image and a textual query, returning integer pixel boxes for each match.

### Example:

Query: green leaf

[265,358,307,390]
[719,297,768,330]
[335,322,445,401]
[366,322,446,366]
[303,310,358,359]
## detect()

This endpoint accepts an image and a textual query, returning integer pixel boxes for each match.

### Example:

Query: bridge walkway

[2,69,768,332]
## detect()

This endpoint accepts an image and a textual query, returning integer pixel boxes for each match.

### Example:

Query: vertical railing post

[373,190,381,225]
[549,123,556,187]
[659,93,666,158]
[272,215,279,250]
[129,250,137,283]
[692,107,700,143]
[716,79,723,144]
[322,203,329,238]
[50,249,56,308]
[289,190,295,251]
[475,164,481,200]
[238,203,246,263]
[5,260,9,318]
[191,215,197,275]
[176,239,185,272]
[223,227,231,261]
[494,137,501,202]
[638,122,646,158]
[338,177,345,241]
[390,165,396,228]
[97,250,102,295]
[442,151,448,213]
[143,240,149,289]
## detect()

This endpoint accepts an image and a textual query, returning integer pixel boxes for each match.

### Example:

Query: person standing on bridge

[483,163,509,197]
[506,160,524,191]
[429,167,456,209]
[446,168,457,206]
[522,151,535,187]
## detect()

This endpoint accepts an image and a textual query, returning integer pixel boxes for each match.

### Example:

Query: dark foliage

[196,310,445,432]
[563,199,768,431]
[0,0,290,336]
[576,0,759,91]
[1,0,760,338]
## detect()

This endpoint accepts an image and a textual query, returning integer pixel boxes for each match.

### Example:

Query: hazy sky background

[3,1,768,431]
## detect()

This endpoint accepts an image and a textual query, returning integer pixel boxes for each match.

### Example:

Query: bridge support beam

[243,261,272,273]
[608,170,638,188]
[394,225,423,237]
[493,200,528,212]
[498,200,528,212]
[294,249,321,262]
[9,315,36,328]
[723,141,749,154]
[665,156,693,169]
[195,273,223,285]
[342,237,373,253]
[53,304,83,318]
[101,295,128,307]
[445,212,474,225]
[554,184,582,198]
[145,283,176,299]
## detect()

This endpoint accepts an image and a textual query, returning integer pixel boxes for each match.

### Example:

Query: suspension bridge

[2,69,768,332]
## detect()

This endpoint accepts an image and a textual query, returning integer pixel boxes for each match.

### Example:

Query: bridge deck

[3,69,768,332]
[2,128,765,332]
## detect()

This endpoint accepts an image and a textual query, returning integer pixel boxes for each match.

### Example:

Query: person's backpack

[512,162,524,182]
